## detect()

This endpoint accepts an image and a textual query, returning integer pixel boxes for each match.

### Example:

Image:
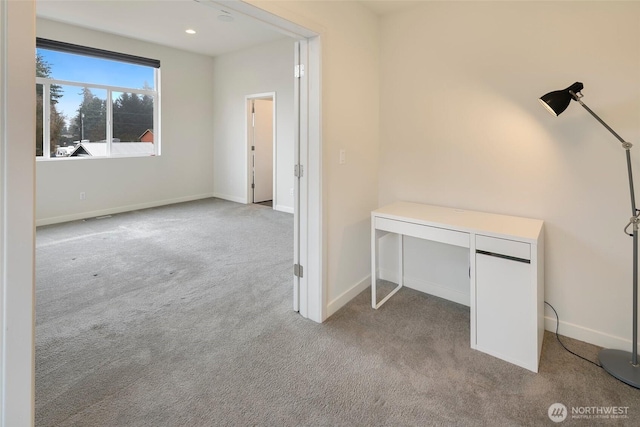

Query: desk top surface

[373,202,543,242]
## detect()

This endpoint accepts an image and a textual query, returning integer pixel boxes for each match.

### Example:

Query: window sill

[36,154,159,162]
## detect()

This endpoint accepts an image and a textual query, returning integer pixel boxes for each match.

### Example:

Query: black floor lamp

[539,82,640,389]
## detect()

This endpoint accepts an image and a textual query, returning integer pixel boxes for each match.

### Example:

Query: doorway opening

[246,93,276,208]
[1,2,324,423]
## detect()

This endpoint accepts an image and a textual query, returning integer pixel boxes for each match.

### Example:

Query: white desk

[371,202,544,372]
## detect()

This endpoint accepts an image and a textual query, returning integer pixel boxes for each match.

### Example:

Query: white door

[251,98,274,203]
[293,41,303,313]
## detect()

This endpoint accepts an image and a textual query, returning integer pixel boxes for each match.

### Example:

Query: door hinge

[251,146,255,151]
[294,164,304,178]
[294,263,304,278]
[251,183,255,189]
[294,64,305,79]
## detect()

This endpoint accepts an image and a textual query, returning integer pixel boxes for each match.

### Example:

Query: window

[35,38,160,158]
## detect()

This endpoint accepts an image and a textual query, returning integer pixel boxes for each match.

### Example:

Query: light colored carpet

[36,198,640,426]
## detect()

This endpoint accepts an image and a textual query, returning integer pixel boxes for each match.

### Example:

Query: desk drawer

[375,217,469,248]
[476,235,530,262]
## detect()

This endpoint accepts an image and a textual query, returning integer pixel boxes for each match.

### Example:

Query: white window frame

[36,64,160,160]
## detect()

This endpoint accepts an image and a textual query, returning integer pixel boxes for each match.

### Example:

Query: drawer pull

[476,249,530,264]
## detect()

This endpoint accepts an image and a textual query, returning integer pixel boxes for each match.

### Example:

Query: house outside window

[36,38,161,159]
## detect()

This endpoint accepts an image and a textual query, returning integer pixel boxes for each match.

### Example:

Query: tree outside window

[36,54,66,156]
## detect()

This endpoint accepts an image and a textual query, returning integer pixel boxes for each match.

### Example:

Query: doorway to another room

[247,93,275,208]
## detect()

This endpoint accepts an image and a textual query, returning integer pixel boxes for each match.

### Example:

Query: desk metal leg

[371,223,377,308]
[372,231,404,309]
[398,234,404,287]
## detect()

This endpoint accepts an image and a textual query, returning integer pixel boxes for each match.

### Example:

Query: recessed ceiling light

[217,14,234,22]
[185,29,196,35]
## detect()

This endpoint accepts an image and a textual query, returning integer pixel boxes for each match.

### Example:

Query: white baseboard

[544,315,630,350]
[379,268,470,307]
[275,204,294,214]
[36,193,215,226]
[212,192,247,204]
[327,276,371,317]
[385,268,631,349]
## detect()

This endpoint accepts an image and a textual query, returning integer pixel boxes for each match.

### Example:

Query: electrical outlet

[80,192,86,201]
[289,188,294,196]
[339,149,346,164]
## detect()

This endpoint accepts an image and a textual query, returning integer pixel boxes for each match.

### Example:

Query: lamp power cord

[544,301,602,368]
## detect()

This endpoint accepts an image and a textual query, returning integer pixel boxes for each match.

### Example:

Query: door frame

[0,2,323,424]
[245,92,276,206]
[1,0,37,424]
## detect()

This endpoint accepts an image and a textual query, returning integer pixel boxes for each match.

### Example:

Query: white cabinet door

[476,249,534,370]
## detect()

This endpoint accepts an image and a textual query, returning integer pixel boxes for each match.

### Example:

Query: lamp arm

[570,91,629,146]
[570,91,638,216]
[581,100,630,146]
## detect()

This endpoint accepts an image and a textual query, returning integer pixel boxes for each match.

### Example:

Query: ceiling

[36,0,289,57]
[36,0,420,58]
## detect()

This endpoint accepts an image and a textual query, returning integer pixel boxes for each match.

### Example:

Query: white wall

[378,1,640,350]
[36,18,215,225]
[212,37,295,212]
[246,1,380,316]
[1,1,36,424]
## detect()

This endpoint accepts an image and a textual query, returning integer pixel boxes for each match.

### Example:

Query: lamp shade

[539,82,584,116]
